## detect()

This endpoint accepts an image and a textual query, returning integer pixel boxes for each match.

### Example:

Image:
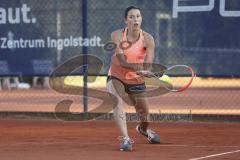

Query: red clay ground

[0,88,240,114]
[0,87,239,159]
[0,120,240,160]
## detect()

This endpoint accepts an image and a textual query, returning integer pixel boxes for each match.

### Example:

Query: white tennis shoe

[136,125,160,144]
[118,136,134,151]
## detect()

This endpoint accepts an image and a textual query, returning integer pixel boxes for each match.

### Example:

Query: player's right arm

[111,29,142,71]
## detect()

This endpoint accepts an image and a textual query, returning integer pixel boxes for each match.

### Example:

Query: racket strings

[157,65,194,92]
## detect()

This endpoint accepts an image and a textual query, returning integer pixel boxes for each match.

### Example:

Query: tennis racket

[138,64,195,92]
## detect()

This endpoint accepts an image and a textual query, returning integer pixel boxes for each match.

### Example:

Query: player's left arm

[143,32,155,70]
[136,32,155,77]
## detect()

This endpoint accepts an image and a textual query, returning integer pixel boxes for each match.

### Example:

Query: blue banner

[0,0,240,76]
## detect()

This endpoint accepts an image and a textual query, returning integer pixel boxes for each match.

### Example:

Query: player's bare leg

[107,79,133,151]
[129,93,160,144]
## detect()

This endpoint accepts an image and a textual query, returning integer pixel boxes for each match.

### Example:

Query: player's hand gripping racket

[137,65,195,92]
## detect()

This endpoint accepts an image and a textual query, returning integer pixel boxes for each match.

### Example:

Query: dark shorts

[107,76,146,94]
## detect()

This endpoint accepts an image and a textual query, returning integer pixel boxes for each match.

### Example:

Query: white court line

[149,144,240,148]
[189,149,240,160]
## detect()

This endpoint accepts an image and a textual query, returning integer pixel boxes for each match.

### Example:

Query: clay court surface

[0,120,240,160]
[0,79,240,160]
[0,87,240,114]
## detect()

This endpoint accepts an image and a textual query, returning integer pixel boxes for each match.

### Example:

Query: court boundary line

[189,149,240,160]
[149,144,240,148]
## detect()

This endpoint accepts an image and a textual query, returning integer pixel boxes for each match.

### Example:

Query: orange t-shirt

[108,28,147,84]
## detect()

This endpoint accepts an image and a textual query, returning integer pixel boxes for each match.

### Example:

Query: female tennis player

[107,6,160,151]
